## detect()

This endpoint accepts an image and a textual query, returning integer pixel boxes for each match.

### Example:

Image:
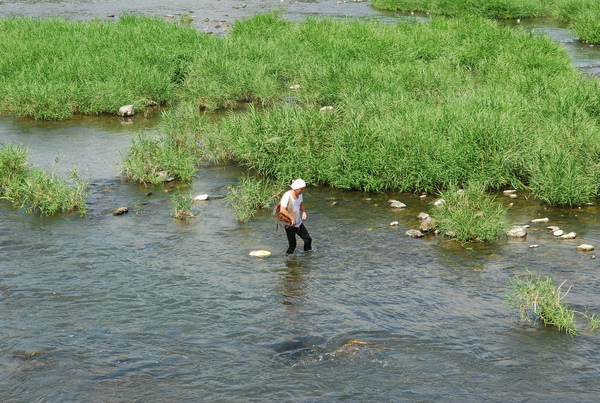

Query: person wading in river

[279,178,312,255]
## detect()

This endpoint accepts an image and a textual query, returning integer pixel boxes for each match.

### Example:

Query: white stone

[388,200,406,209]
[434,199,445,206]
[531,218,549,223]
[389,221,399,226]
[529,244,539,248]
[560,232,577,239]
[553,230,564,237]
[578,244,595,252]
[417,212,430,221]
[547,226,560,231]
[118,104,135,117]
[194,194,209,201]
[507,226,527,238]
[503,190,517,194]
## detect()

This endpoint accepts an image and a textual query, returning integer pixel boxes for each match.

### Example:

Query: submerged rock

[405,229,424,238]
[388,199,406,209]
[507,226,527,238]
[113,206,129,216]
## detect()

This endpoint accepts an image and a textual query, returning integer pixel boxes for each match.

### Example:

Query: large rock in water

[118,104,135,117]
[388,199,406,209]
[507,226,527,238]
[419,217,437,232]
[405,229,424,238]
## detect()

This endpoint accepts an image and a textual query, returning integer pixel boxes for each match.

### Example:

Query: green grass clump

[567,7,600,44]
[0,15,212,119]
[372,0,600,44]
[506,271,600,335]
[171,191,196,220]
[121,106,205,184]
[226,175,282,223]
[370,0,550,18]
[429,182,509,243]
[0,144,89,215]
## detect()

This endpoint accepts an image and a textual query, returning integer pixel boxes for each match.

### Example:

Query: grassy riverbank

[371,0,600,44]
[0,15,212,119]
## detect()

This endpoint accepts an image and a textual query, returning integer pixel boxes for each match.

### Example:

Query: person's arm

[300,202,307,221]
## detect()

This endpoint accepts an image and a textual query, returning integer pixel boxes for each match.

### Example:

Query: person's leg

[285,226,298,254]
[297,224,312,251]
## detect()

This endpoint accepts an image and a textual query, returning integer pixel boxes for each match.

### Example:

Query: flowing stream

[2,1,600,401]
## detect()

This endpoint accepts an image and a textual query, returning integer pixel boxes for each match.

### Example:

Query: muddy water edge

[2,1,600,401]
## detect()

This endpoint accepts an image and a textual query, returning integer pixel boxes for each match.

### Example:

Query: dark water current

[2,1,600,401]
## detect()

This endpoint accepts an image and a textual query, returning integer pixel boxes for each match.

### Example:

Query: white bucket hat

[290,178,306,190]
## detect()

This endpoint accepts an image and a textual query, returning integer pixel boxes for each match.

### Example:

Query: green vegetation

[371,0,600,44]
[430,182,509,243]
[3,14,600,228]
[371,0,548,19]
[0,14,212,119]
[162,14,600,206]
[0,144,89,215]
[171,190,196,220]
[553,0,600,44]
[226,175,281,223]
[506,271,600,335]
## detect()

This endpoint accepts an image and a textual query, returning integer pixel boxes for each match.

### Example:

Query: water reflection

[277,258,311,306]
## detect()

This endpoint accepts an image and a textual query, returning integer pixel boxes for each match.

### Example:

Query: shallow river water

[2,1,600,402]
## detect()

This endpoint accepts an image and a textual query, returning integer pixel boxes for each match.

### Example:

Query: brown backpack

[273,191,294,232]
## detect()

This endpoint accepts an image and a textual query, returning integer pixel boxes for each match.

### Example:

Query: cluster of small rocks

[506,217,595,253]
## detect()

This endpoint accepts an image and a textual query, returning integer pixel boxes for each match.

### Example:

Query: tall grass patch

[430,182,509,243]
[506,271,600,335]
[226,175,282,223]
[173,15,599,206]
[0,15,212,119]
[372,0,600,44]
[0,144,89,215]
[370,0,549,18]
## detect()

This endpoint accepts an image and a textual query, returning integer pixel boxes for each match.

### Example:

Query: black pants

[285,223,312,254]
